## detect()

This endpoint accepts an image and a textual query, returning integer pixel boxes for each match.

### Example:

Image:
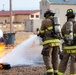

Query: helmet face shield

[51,13,55,16]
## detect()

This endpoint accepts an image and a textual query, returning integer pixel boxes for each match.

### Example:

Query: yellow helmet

[67,9,73,13]
[66,9,75,16]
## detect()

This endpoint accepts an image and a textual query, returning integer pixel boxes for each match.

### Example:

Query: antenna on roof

[64,0,69,2]
[2,4,5,11]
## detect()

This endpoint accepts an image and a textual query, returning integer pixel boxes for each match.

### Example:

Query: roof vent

[64,0,69,2]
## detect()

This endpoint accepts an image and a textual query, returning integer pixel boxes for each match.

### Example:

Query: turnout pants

[41,45,59,73]
[58,50,76,74]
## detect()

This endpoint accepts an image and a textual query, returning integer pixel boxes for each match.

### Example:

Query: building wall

[40,0,50,19]
[40,0,76,26]
[15,15,29,22]
[0,23,24,32]
[33,19,42,32]
[49,4,76,26]
[0,11,40,32]
[0,16,10,23]
[29,12,40,20]
[0,16,15,23]
[24,19,42,32]
[0,11,40,23]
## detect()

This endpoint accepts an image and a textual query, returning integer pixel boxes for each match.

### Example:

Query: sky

[0,0,41,11]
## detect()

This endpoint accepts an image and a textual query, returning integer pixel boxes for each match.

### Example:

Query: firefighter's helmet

[66,9,76,16]
[44,9,55,17]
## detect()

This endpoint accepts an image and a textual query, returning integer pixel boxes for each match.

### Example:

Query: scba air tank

[54,17,61,33]
[66,21,73,41]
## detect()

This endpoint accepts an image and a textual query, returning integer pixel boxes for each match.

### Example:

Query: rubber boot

[47,72,54,75]
[44,72,54,75]
[54,73,58,75]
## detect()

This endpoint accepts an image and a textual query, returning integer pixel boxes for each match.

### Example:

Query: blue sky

[0,0,41,10]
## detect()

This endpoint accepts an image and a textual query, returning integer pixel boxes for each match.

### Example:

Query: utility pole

[10,0,13,33]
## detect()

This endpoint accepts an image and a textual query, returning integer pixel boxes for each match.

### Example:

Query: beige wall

[12,16,15,22]
[0,11,40,23]
[0,16,10,23]
[50,4,76,26]
[40,0,50,19]
[15,15,29,22]
[0,23,24,32]
[0,16,15,23]
[15,12,40,22]
[29,12,40,20]
[0,11,40,32]
[40,0,76,26]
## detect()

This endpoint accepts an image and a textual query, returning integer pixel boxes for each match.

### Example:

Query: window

[45,1,47,6]
[31,15,34,18]
[55,9,60,14]
[40,9,42,15]
[42,2,44,6]
[36,15,39,18]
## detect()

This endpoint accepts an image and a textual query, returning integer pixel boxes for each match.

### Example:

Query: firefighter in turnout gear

[38,9,61,75]
[58,9,76,75]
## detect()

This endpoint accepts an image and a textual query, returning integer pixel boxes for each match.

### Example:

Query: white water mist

[0,35,43,67]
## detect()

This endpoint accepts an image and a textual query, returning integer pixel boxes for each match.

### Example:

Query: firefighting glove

[37,33,44,38]
[37,33,40,36]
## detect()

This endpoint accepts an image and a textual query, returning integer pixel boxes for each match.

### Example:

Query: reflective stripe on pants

[58,72,64,75]
[70,74,76,75]
[46,68,53,73]
[42,39,60,45]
